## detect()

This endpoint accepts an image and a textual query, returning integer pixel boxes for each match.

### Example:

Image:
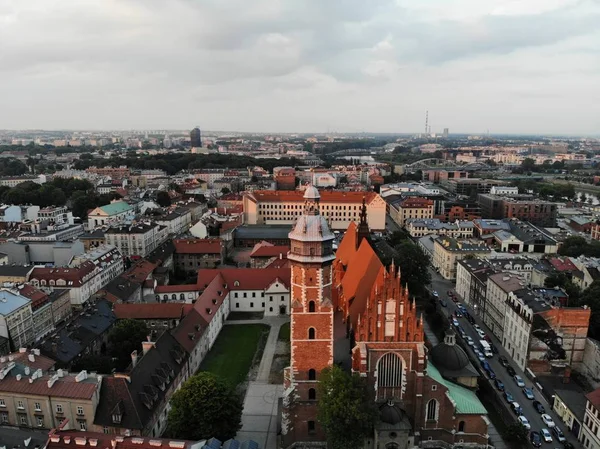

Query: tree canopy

[392,240,431,296]
[558,236,600,258]
[107,319,149,371]
[575,280,600,340]
[156,191,171,207]
[317,365,377,449]
[166,372,243,441]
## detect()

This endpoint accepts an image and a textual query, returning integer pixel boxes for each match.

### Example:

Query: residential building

[233,225,291,248]
[485,273,528,342]
[389,197,434,227]
[405,218,475,238]
[591,222,600,241]
[105,223,169,258]
[455,259,497,316]
[0,289,34,348]
[243,190,386,231]
[478,194,558,226]
[0,204,40,223]
[0,174,46,188]
[440,178,506,195]
[492,219,559,254]
[101,260,157,304]
[93,332,188,437]
[0,368,101,431]
[86,166,130,179]
[87,201,134,229]
[113,303,193,331]
[249,241,289,268]
[0,265,34,283]
[69,245,124,289]
[37,206,74,226]
[173,239,224,272]
[155,208,193,235]
[435,200,481,222]
[432,236,490,280]
[581,389,600,449]
[190,126,202,147]
[553,388,587,439]
[47,431,203,449]
[274,167,296,190]
[78,230,106,251]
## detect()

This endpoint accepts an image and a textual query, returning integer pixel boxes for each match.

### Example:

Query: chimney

[563,367,572,384]
[142,341,155,355]
[28,353,35,362]
[131,350,138,367]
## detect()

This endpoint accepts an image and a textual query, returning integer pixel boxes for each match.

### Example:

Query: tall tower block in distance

[190,126,202,147]
[282,186,336,444]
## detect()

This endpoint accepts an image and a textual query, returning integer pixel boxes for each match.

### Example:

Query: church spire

[356,195,370,248]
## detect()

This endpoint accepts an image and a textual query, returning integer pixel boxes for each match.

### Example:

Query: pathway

[227,315,289,449]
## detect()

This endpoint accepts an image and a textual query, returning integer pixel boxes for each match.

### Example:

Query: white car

[517,415,530,430]
[541,414,556,428]
[541,428,552,443]
[514,375,525,387]
[473,324,481,331]
[476,329,486,339]
[452,318,460,327]
[465,336,475,347]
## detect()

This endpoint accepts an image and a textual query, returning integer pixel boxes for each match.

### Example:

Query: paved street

[428,268,583,449]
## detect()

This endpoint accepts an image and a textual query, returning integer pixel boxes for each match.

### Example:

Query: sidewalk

[228,315,289,449]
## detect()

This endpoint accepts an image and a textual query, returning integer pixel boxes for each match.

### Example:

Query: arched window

[376,353,403,400]
[458,421,465,432]
[308,369,316,380]
[308,301,315,312]
[426,399,438,421]
[180,293,185,300]
[308,328,315,339]
[172,294,177,300]
[308,388,316,400]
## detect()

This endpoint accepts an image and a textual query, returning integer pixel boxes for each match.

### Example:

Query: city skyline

[1,1,599,134]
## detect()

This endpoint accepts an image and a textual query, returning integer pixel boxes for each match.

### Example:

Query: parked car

[504,391,514,403]
[540,428,552,443]
[432,290,439,297]
[487,369,496,380]
[480,360,490,371]
[458,327,467,338]
[476,329,486,339]
[522,387,535,400]
[563,441,574,449]
[466,336,475,347]
[517,415,531,430]
[490,342,499,354]
[439,299,447,307]
[494,378,505,391]
[454,309,462,317]
[447,289,454,297]
[511,402,523,415]
[552,426,566,443]
[533,400,545,414]
[499,356,509,367]
[452,318,460,327]
[473,323,481,331]
[506,365,516,377]
[530,430,542,448]
[541,414,555,428]
[484,334,491,342]
[466,314,475,324]
[514,375,525,387]
[475,350,486,363]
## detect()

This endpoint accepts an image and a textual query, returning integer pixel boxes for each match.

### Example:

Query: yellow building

[432,236,491,280]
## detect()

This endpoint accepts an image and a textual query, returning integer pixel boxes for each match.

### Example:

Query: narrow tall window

[308,388,316,400]
[426,399,438,421]
[308,301,315,312]
[308,328,315,339]
[458,421,466,432]
[308,369,316,380]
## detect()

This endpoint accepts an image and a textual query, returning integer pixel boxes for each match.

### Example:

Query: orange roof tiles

[247,190,379,204]
[250,244,290,258]
[113,303,193,320]
[171,309,208,353]
[196,268,291,291]
[30,261,97,286]
[0,374,98,399]
[335,221,358,266]
[173,239,223,254]
[587,389,600,409]
[122,260,157,284]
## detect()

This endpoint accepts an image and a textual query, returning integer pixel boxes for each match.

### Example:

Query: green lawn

[199,324,270,386]
[278,322,290,342]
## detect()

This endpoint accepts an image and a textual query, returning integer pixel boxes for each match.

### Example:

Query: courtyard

[199,323,270,386]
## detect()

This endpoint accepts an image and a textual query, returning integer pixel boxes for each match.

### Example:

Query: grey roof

[507,219,557,245]
[0,265,34,277]
[0,427,49,448]
[79,229,106,239]
[146,240,176,265]
[234,225,291,240]
[40,299,116,364]
[555,389,588,421]
[103,276,141,302]
[430,332,479,379]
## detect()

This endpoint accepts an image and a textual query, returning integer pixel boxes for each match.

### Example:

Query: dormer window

[112,414,122,424]
[234,281,240,287]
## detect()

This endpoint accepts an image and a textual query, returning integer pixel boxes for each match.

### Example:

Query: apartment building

[69,245,124,288]
[581,389,600,449]
[405,218,475,238]
[173,239,224,272]
[86,166,130,179]
[440,178,506,195]
[455,259,497,316]
[478,194,558,226]
[0,204,40,223]
[389,197,434,227]
[243,190,386,231]
[432,236,490,280]
[0,175,46,188]
[38,206,74,226]
[87,201,134,229]
[274,167,296,190]
[485,273,527,342]
[105,223,169,258]
[0,290,34,348]
[155,208,192,235]
[113,303,192,331]
[0,367,101,431]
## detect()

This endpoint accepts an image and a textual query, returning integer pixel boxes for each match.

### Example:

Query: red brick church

[282,187,489,449]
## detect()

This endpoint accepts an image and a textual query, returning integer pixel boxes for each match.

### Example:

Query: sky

[1,0,599,135]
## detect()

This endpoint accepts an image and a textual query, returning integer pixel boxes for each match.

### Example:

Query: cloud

[0,0,598,133]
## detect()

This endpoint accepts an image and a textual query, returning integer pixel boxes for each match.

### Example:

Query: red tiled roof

[29,261,97,287]
[214,205,243,215]
[0,374,98,399]
[122,260,157,284]
[194,272,229,324]
[220,193,243,201]
[17,284,49,311]
[335,221,358,266]
[399,197,434,208]
[549,257,578,272]
[47,430,197,449]
[196,267,291,291]
[265,258,291,269]
[171,309,208,353]
[154,284,201,293]
[586,388,600,409]
[113,303,193,320]
[250,244,290,258]
[173,239,223,254]
[246,190,380,204]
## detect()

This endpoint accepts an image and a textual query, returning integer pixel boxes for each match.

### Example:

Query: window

[270,296,273,302]
[20,415,27,425]
[281,295,285,301]
[236,303,239,308]
[79,420,87,431]
[458,421,465,432]
[432,385,437,391]
[262,302,265,307]
[250,302,254,308]
[308,421,316,434]
[103,426,109,434]
[308,301,315,312]
[234,292,238,298]
[252,292,256,298]
[0,412,7,423]
[426,399,438,421]
[243,293,247,298]
[77,406,84,415]
[56,404,63,413]
[34,402,41,411]
[0,399,4,407]
[308,328,315,339]
[37,417,44,427]
[269,307,273,312]
[17,400,24,409]
[308,388,316,400]
[308,369,316,380]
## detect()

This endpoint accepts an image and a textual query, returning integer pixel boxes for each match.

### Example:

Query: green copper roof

[99,202,133,215]
[427,362,488,415]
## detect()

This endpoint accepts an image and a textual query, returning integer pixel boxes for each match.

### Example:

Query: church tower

[283,186,336,445]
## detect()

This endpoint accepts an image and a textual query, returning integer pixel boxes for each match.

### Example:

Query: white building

[490,186,519,195]
[405,219,475,238]
[485,273,528,342]
[0,175,46,188]
[87,201,134,229]
[580,390,600,449]
[105,223,169,258]
[0,290,34,348]
[156,208,192,235]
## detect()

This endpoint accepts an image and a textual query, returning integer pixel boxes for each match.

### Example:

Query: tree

[107,319,149,371]
[250,175,258,183]
[167,372,243,441]
[521,158,536,172]
[156,190,171,207]
[221,187,231,195]
[392,241,431,295]
[544,272,581,303]
[559,236,600,258]
[504,422,528,446]
[577,281,600,340]
[317,365,377,449]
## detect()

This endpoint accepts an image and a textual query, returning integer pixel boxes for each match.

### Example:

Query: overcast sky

[1,0,599,134]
